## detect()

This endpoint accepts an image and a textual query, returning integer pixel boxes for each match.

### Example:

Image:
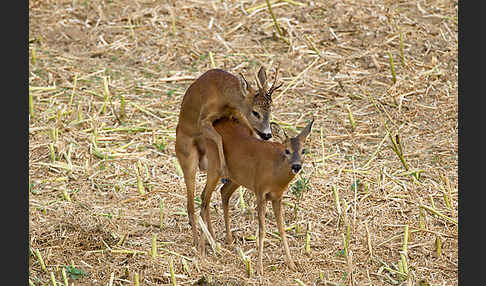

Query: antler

[267,65,283,96]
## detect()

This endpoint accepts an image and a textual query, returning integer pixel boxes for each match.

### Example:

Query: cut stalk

[111,249,147,255]
[173,157,183,177]
[418,205,425,229]
[61,188,72,202]
[134,272,139,286]
[401,225,409,278]
[209,51,216,68]
[265,0,286,44]
[388,51,397,84]
[159,248,193,262]
[31,46,37,65]
[169,258,176,286]
[35,249,47,272]
[29,93,34,117]
[435,235,442,258]
[295,279,306,286]
[442,188,452,210]
[116,233,128,247]
[440,173,453,210]
[77,103,84,122]
[420,204,457,225]
[304,34,321,57]
[108,272,114,286]
[332,186,342,216]
[402,225,409,254]
[170,7,176,35]
[136,161,146,195]
[265,0,282,36]
[127,17,136,39]
[181,258,190,276]
[101,76,110,114]
[246,0,277,13]
[51,127,59,142]
[238,187,246,213]
[237,247,252,278]
[389,133,409,172]
[56,108,63,127]
[305,221,311,255]
[281,0,305,6]
[429,194,436,209]
[49,143,56,162]
[344,222,351,257]
[50,272,57,286]
[29,86,57,92]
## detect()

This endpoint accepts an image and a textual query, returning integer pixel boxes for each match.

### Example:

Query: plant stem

[388,51,397,84]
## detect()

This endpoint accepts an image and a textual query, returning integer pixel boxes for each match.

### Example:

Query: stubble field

[29,0,458,285]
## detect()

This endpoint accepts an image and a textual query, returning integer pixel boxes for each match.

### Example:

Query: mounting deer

[199,117,314,275]
[175,66,282,246]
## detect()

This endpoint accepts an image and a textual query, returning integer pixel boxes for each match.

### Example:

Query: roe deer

[175,67,282,246]
[199,117,314,275]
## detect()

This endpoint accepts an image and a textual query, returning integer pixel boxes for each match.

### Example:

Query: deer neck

[238,100,251,118]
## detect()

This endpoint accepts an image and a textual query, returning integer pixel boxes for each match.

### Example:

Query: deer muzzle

[291,164,302,174]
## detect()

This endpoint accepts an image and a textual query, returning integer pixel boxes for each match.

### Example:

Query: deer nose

[261,132,272,140]
[291,164,302,174]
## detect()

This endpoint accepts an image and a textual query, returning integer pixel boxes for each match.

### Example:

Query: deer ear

[270,122,288,143]
[297,117,315,142]
[238,73,249,92]
[257,66,268,91]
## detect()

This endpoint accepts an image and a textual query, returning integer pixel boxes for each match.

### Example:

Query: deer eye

[252,111,261,119]
[285,149,291,155]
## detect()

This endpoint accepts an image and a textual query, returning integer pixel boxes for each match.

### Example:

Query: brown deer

[175,67,282,246]
[199,117,314,275]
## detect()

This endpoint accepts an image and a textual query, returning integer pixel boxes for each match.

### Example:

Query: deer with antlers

[175,66,282,246]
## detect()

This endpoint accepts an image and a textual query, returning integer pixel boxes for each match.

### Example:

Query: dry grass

[29,0,457,285]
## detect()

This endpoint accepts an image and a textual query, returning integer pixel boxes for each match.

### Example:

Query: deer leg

[256,193,267,276]
[195,138,208,171]
[200,168,220,243]
[200,115,230,181]
[220,181,240,244]
[175,133,199,246]
[272,198,297,271]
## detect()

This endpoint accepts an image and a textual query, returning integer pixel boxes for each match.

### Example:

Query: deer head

[238,66,282,141]
[281,118,314,174]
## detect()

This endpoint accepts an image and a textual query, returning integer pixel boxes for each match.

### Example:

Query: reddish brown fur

[175,68,279,247]
[199,117,314,275]
[209,119,294,197]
